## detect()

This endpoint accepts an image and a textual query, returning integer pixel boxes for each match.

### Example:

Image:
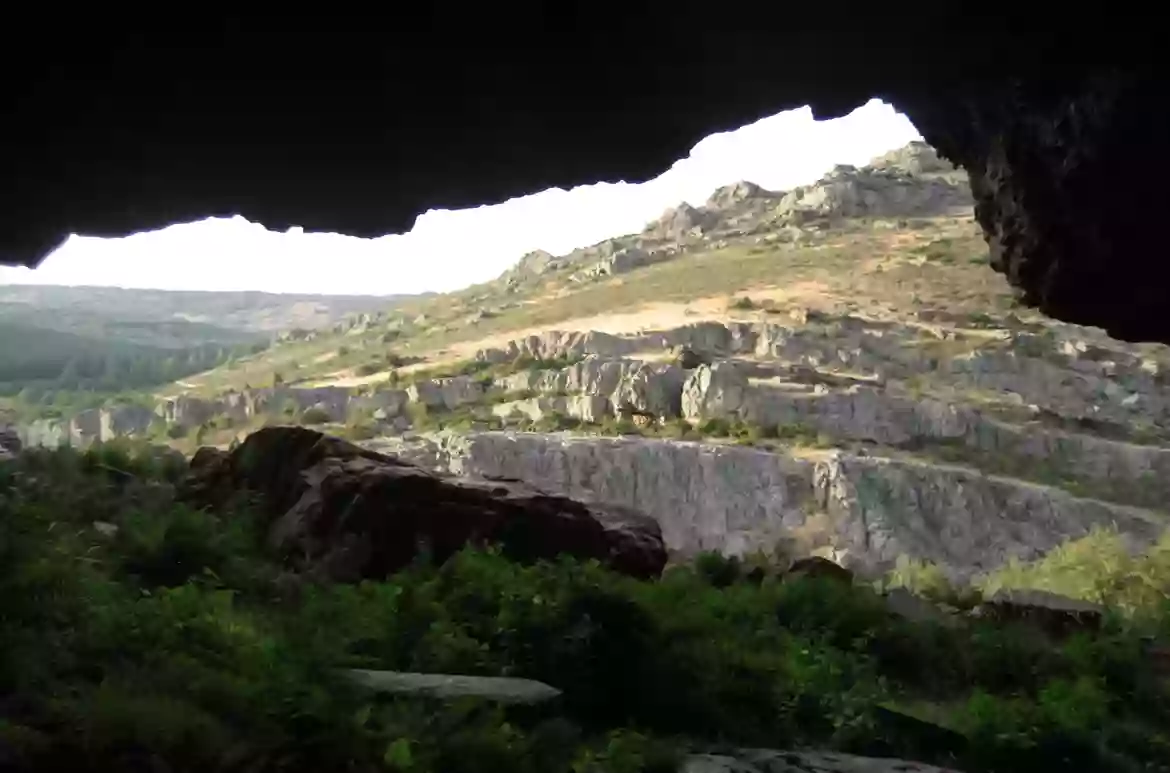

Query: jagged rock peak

[705,180,774,209]
[512,249,560,276]
[644,201,714,241]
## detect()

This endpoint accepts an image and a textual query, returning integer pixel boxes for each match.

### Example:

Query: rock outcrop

[492,144,976,285]
[868,140,959,177]
[465,317,1170,511]
[156,395,222,430]
[492,394,612,424]
[494,357,686,421]
[776,163,971,223]
[179,426,667,581]
[644,202,716,242]
[98,403,154,442]
[406,376,486,411]
[705,181,774,210]
[0,425,20,461]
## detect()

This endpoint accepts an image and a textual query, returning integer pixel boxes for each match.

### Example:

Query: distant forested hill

[0,284,422,398]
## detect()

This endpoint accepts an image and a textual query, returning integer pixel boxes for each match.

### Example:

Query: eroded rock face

[472,318,1170,511]
[366,431,1167,581]
[644,202,716,242]
[99,404,155,442]
[776,163,970,222]
[492,395,612,424]
[406,376,485,411]
[178,426,667,581]
[0,426,20,460]
[868,141,958,176]
[350,388,410,420]
[14,420,65,450]
[156,395,221,430]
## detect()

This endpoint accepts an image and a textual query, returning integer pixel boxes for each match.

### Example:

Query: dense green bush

[0,446,1167,771]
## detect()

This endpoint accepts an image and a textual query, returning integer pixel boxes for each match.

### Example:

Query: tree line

[0,339,269,398]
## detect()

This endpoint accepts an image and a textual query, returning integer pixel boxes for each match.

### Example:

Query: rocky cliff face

[366,431,1165,581]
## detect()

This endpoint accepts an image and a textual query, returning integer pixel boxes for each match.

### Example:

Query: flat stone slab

[341,669,562,705]
[682,749,963,773]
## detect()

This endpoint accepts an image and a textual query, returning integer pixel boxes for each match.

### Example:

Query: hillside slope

[10,143,1170,584]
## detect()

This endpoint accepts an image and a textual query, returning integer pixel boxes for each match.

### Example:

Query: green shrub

[0,446,1167,772]
[981,528,1170,615]
[885,556,972,606]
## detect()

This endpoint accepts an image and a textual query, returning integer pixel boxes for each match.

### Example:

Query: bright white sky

[0,99,921,297]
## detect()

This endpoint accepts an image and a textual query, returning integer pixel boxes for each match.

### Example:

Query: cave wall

[905,71,1168,343]
[2,15,1163,341]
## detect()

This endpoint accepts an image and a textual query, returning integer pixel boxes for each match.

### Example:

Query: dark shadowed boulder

[675,346,708,370]
[972,588,1104,637]
[784,556,855,585]
[179,425,666,581]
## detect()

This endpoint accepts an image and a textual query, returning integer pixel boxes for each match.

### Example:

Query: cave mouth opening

[4,100,930,299]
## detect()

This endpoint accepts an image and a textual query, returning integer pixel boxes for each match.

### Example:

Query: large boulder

[179,426,666,581]
[644,202,716,242]
[681,362,750,420]
[972,588,1105,637]
[407,376,486,411]
[613,363,686,419]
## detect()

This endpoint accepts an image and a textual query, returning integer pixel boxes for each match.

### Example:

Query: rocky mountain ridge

[501,141,971,288]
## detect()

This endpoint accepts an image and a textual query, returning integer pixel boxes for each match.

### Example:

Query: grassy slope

[181,216,1014,394]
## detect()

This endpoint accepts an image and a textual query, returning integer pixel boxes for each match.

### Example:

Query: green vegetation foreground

[1,444,1168,772]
